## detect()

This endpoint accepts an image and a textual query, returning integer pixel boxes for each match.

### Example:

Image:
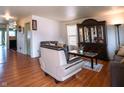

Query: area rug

[82,61,103,72]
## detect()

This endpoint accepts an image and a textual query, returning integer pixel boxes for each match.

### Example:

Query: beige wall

[17,12,124,59]
[61,12,124,59]
[31,15,64,57]
[17,15,64,58]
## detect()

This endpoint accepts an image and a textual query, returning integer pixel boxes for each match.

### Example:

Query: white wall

[31,15,64,58]
[62,13,124,59]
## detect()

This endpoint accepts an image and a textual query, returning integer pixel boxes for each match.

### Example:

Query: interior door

[25,23,31,56]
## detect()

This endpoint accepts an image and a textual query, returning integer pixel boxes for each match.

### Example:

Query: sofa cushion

[117,47,124,57]
[121,58,124,63]
[114,55,124,62]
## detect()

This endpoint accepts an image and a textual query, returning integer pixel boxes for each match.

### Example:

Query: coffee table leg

[91,58,93,69]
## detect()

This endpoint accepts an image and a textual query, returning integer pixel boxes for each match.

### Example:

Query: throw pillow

[120,46,124,48]
[57,43,64,47]
[117,47,124,57]
[50,43,55,46]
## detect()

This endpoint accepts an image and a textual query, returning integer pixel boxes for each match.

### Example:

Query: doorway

[0,29,7,64]
[25,23,31,56]
[0,29,7,46]
[0,31,2,45]
[9,29,17,50]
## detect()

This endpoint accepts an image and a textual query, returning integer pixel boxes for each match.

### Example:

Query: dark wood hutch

[77,19,108,60]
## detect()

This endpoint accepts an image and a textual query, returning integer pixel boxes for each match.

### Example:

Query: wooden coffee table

[68,50,98,69]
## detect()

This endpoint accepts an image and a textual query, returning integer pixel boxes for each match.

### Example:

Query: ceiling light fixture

[3,13,14,20]
[0,12,14,21]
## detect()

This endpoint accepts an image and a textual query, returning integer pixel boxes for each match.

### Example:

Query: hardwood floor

[0,46,111,87]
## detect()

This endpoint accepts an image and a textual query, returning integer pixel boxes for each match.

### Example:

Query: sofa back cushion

[121,58,124,63]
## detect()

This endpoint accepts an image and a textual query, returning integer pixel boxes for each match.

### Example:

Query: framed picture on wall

[18,26,22,32]
[32,20,37,30]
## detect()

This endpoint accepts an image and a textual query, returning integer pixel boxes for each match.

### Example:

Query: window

[9,30,16,37]
[67,25,78,46]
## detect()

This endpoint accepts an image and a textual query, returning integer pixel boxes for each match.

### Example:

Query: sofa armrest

[56,59,83,78]
[63,59,83,69]
[110,61,124,67]
[110,61,124,87]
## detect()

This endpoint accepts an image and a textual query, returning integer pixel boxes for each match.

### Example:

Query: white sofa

[39,46,83,82]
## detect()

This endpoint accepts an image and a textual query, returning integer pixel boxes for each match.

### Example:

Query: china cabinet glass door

[84,27,90,43]
[97,25,104,43]
[79,28,83,43]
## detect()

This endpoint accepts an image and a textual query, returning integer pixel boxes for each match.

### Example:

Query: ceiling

[0,6,124,23]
